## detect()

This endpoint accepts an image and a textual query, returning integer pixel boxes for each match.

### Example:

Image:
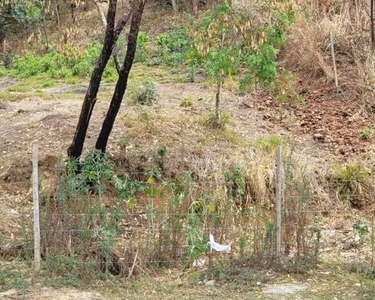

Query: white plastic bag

[208,234,231,253]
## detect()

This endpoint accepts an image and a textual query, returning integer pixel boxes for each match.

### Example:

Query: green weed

[180,97,193,108]
[254,135,286,151]
[361,127,373,140]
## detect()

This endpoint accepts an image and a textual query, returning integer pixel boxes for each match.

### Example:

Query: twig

[127,248,139,278]
[330,32,340,94]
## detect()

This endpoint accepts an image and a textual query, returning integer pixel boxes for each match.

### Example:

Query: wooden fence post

[32,142,41,271]
[275,146,283,262]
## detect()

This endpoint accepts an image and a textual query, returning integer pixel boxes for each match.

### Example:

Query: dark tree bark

[95,0,146,153]
[68,1,133,159]
[67,0,118,159]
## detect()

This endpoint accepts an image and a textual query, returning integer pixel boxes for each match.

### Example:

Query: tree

[0,0,42,55]
[191,1,293,126]
[171,0,178,13]
[68,0,133,159]
[96,0,147,153]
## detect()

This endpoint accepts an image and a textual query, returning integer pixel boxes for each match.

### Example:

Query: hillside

[1,1,375,299]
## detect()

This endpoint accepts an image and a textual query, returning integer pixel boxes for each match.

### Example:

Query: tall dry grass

[285,0,375,105]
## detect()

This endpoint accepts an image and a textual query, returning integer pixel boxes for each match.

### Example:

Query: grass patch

[180,97,193,108]
[331,162,373,208]
[42,80,56,88]
[253,135,286,152]
[7,83,33,93]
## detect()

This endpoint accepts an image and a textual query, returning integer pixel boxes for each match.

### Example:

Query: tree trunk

[192,0,198,15]
[94,0,121,73]
[67,0,118,159]
[55,0,61,30]
[68,1,133,159]
[95,1,146,153]
[171,0,178,12]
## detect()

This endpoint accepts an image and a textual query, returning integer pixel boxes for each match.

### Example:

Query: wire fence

[1,144,375,279]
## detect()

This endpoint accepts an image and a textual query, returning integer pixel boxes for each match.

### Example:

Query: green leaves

[1,0,42,27]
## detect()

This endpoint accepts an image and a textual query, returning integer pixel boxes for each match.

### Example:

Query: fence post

[32,142,41,271]
[275,145,282,262]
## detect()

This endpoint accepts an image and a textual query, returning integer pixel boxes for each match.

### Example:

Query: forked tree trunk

[68,0,118,159]
[95,1,146,153]
[68,1,133,159]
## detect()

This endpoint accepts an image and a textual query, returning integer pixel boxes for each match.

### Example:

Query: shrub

[129,80,159,106]
[9,44,108,80]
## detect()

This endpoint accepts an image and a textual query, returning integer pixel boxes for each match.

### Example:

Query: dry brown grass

[285,0,375,105]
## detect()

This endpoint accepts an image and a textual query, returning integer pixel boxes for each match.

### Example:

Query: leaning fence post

[32,142,41,271]
[275,145,283,262]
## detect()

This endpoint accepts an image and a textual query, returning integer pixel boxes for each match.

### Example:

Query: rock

[263,283,308,295]
[0,289,18,297]
[204,279,216,286]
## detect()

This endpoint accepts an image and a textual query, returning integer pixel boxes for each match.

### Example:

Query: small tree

[191,1,293,126]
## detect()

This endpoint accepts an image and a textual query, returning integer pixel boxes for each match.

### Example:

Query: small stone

[204,280,216,286]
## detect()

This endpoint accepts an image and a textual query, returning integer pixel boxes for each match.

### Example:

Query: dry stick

[127,248,139,278]
[275,145,282,263]
[94,0,122,74]
[330,32,340,93]
[32,142,41,271]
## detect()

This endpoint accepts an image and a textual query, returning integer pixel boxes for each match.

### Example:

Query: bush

[9,44,112,80]
[129,80,159,106]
